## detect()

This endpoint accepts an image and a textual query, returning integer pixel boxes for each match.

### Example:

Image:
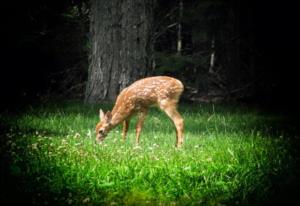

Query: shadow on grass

[181,102,300,138]
[0,121,68,205]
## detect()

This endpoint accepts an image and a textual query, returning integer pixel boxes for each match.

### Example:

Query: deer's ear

[99,109,105,121]
[105,111,112,122]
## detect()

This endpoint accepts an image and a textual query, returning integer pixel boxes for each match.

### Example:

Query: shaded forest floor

[0,101,299,205]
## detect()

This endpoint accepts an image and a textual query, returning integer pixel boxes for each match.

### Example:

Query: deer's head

[95,109,112,143]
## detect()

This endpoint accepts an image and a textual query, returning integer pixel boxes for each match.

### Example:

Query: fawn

[95,76,184,147]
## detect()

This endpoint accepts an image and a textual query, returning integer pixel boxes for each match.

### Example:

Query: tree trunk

[177,0,183,55]
[85,0,154,103]
[209,36,215,73]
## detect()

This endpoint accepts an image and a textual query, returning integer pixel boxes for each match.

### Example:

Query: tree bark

[85,0,154,103]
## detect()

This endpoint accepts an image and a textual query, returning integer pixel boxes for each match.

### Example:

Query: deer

[95,76,184,148]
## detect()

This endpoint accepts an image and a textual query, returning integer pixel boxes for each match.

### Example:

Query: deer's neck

[110,106,130,127]
[110,90,133,127]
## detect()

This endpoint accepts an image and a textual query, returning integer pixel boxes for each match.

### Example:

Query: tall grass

[0,102,297,205]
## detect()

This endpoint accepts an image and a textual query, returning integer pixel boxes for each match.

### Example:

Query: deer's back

[115,76,184,110]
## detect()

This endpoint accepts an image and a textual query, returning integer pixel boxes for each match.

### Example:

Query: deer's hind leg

[159,99,184,148]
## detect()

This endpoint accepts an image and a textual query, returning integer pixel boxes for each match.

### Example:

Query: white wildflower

[82,197,90,204]
[31,143,38,150]
[87,130,92,138]
[133,145,142,150]
[74,133,81,138]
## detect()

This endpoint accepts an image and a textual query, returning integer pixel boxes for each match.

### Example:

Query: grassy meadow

[0,102,298,205]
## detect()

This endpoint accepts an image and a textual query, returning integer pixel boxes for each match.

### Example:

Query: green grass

[0,102,297,205]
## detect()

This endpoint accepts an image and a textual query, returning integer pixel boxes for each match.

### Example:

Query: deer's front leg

[136,110,148,145]
[122,119,130,142]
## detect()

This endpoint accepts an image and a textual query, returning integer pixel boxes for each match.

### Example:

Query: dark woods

[1,0,299,111]
[2,0,89,108]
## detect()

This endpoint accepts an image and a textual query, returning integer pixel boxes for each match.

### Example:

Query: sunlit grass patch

[0,102,297,205]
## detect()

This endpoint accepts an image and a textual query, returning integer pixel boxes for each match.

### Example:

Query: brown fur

[95,76,184,147]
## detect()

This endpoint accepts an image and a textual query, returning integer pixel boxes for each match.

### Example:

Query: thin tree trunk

[85,0,154,103]
[209,36,215,73]
[177,0,183,55]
